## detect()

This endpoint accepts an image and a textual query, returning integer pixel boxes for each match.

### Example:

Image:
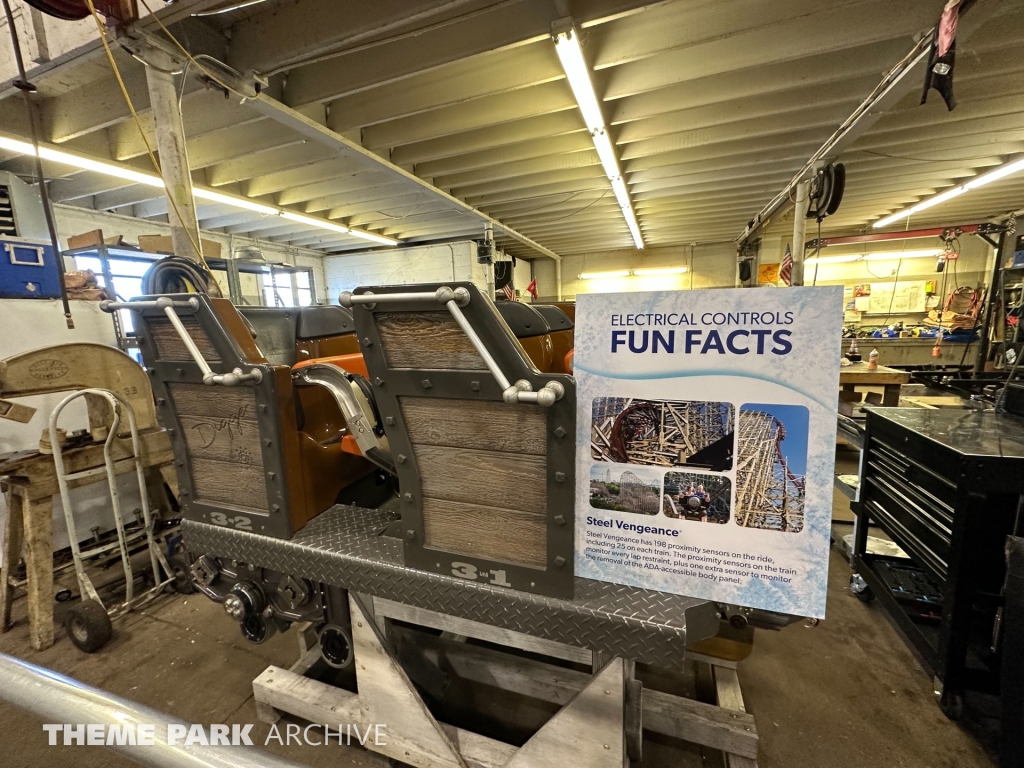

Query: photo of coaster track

[589,465,662,515]
[735,406,807,533]
[591,397,735,471]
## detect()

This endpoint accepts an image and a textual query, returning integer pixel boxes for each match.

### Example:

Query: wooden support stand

[0,429,174,650]
[0,487,54,650]
[254,595,759,767]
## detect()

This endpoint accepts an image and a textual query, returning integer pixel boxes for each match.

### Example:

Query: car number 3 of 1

[450,562,512,587]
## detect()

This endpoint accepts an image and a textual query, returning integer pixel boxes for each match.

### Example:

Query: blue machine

[0,236,63,299]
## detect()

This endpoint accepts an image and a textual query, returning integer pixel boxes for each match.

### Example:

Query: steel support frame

[737,0,1005,245]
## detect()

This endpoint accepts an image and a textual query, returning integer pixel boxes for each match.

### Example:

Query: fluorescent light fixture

[348,229,400,246]
[580,269,631,280]
[281,210,348,233]
[861,249,943,261]
[552,28,604,132]
[193,187,278,215]
[0,132,399,247]
[633,266,689,275]
[0,134,162,187]
[804,254,862,265]
[592,129,621,180]
[553,21,643,250]
[873,156,1024,228]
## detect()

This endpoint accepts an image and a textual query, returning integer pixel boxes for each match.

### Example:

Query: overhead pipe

[0,651,304,768]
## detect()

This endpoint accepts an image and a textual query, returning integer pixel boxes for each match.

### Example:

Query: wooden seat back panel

[378,312,486,370]
[136,296,308,537]
[422,498,547,569]
[352,281,576,599]
[399,397,546,455]
[148,316,222,362]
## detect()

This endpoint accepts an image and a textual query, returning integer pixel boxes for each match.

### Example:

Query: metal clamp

[339,286,565,407]
[101,297,263,387]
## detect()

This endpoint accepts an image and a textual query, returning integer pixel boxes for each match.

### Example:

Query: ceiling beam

[390,111,585,167]
[246,92,562,260]
[0,0,227,102]
[233,0,661,106]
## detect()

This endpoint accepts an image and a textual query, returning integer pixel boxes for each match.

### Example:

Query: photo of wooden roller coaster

[589,465,662,515]
[591,397,735,471]
[734,404,808,533]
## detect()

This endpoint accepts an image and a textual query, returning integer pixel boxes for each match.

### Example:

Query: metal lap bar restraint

[295,362,396,473]
[339,286,565,407]
[101,298,263,387]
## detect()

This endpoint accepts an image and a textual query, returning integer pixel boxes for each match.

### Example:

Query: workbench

[839,362,911,407]
[0,429,173,650]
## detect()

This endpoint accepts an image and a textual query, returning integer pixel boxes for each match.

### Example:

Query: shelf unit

[67,244,317,358]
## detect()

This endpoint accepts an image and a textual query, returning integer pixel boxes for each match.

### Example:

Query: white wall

[544,243,738,301]
[54,205,330,303]
[323,241,483,298]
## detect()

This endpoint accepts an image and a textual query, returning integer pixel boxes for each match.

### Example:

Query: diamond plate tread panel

[183,505,721,669]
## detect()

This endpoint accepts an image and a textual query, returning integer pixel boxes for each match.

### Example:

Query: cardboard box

[66,230,127,250]
[138,235,222,259]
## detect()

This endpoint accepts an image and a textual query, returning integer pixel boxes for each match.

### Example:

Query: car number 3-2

[209,512,253,530]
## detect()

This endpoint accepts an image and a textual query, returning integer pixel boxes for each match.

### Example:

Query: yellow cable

[83,0,224,297]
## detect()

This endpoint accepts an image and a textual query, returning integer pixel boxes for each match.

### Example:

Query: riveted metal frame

[131,293,294,539]
[182,507,722,669]
[352,282,576,599]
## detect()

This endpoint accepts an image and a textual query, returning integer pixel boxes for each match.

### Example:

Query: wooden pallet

[253,594,759,767]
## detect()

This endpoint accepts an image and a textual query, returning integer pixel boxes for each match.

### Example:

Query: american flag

[780,244,793,286]
[502,283,517,301]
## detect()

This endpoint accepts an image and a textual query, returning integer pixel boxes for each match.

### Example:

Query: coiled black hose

[141,256,222,297]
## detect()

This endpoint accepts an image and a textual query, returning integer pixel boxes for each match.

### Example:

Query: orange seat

[292,352,369,379]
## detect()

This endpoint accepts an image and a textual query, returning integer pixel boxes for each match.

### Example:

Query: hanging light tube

[0,133,398,246]
[873,156,1024,229]
[552,20,643,250]
[805,249,945,265]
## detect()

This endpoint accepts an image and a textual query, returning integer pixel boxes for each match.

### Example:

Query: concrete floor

[0,446,998,767]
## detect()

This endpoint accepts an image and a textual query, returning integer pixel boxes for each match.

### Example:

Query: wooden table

[839,362,911,407]
[0,429,174,650]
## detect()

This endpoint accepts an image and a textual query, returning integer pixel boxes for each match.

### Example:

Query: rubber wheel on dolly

[65,599,113,653]
[168,553,195,594]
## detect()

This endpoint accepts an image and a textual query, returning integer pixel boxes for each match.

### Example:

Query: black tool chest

[853,407,1024,718]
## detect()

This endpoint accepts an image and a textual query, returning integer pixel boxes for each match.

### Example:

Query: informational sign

[574,287,844,618]
[757,263,780,284]
[866,281,927,314]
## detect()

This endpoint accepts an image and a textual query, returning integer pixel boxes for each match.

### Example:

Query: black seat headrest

[237,307,299,367]
[533,304,574,330]
[297,305,355,339]
[495,301,551,338]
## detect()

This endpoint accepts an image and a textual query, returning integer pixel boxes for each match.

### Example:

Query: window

[261,266,315,307]
[71,249,161,336]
